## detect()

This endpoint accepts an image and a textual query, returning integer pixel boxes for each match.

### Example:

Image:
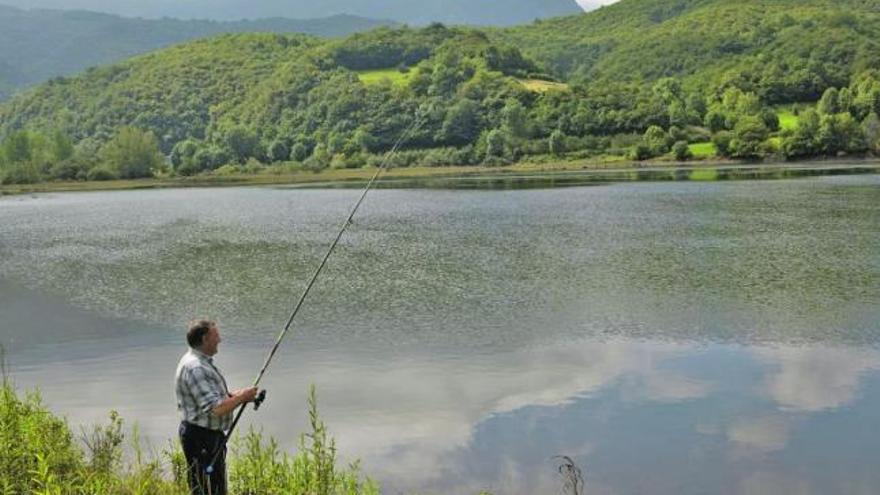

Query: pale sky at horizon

[576,0,620,9]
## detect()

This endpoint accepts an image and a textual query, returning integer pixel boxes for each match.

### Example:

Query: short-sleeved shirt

[175,348,232,431]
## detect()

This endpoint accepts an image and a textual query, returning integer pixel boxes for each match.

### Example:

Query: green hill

[2,0,880,183]
[496,0,880,101]
[0,4,394,100]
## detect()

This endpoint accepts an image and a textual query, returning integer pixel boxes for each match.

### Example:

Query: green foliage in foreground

[0,381,378,495]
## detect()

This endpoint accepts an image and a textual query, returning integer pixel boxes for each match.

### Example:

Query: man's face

[201,325,221,356]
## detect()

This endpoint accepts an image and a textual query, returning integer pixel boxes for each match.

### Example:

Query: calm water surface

[1,174,879,494]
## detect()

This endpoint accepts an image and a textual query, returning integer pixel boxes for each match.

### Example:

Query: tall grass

[229,386,378,495]
[0,379,377,495]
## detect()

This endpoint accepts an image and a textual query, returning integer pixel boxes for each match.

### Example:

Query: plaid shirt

[175,348,232,431]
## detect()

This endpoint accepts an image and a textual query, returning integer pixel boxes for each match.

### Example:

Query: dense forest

[2,0,880,185]
[0,4,394,100]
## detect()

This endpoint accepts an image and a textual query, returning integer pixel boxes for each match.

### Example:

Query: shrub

[49,160,88,181]
[712,131,734,157]
[629,142,654,161]
[481,155,511,167]
[267,140,290,163]
[290,143,309,162]
[100,127,164,179]
[86,166,119,181]
[0,163,42,184]
[0,383,85,493]
[730,116,769,159]
[242,158,265,174]
[213,164,241,176]
[672,141,693,161]
[420,146,472,166]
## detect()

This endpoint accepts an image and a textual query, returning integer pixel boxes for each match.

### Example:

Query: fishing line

[204,110,425,481]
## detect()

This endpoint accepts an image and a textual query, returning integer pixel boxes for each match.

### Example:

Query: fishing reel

[253,389,267,411]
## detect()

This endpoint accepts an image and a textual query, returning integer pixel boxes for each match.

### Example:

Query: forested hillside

[498,0,880,98]
[2,0,880,184]
[0,4,393,100]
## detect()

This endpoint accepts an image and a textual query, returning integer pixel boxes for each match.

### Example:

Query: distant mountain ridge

[0,4,395,100]
[0,0,583,25]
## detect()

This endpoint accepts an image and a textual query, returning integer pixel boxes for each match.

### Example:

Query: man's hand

[235,387,259,405]
[212,387,259,417]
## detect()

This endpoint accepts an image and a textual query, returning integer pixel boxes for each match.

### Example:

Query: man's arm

[187,367,258,419]
[211,387,258,417]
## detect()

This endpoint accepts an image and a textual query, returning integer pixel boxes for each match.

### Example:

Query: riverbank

[2,157,879,196]
[0,381,379,495]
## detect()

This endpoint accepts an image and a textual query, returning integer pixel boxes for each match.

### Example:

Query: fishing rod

[204,110,425,482]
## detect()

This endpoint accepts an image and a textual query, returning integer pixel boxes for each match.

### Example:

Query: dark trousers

[179,421,227,495]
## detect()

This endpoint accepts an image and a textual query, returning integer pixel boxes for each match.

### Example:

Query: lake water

[1,172,879,494]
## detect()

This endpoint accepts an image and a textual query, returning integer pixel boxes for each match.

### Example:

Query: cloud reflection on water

[7,329,880,494]
[4,278,880,494]
[753,345,880,412]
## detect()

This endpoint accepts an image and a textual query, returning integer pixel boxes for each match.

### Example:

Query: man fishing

[175,319,259,495]
[169,114,421,495]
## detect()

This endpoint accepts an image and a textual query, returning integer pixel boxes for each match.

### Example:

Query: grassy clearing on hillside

[688,142,717,158]
[356,68,414,87]
[518,78,569,92]
[778,109,800,131]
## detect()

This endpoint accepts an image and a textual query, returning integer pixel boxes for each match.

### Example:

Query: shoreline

[2,157,879,196]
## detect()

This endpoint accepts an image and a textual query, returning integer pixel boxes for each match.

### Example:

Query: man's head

[187,319,221,356]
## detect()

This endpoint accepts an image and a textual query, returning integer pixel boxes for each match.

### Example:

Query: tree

[304,143,330,172]
[51,130,74,162]
[484,129,509,159]
[290,142,309,162]
[862,112,880,154]
[712,131,733,157]
[185,148,213,175]
[501,99,529,139]
[643,125,671,155]
[760,108,780,132]
[352,128,376,153]
[629,142,654,161]
[2,131,32,163]
[704,110,727,133]
[548,129,566,156]
[672,141,692,161]
[851,71,880,119]
[224,126,259,163]
[817,112,865,155]
[171,140,198,168]
[438,99,481,145]
[100,127,164,179]
[267,140,290,162]
[782,109,820,158]
[817,87,840,115]
[836,113,866,153]
[729,116,768,159]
